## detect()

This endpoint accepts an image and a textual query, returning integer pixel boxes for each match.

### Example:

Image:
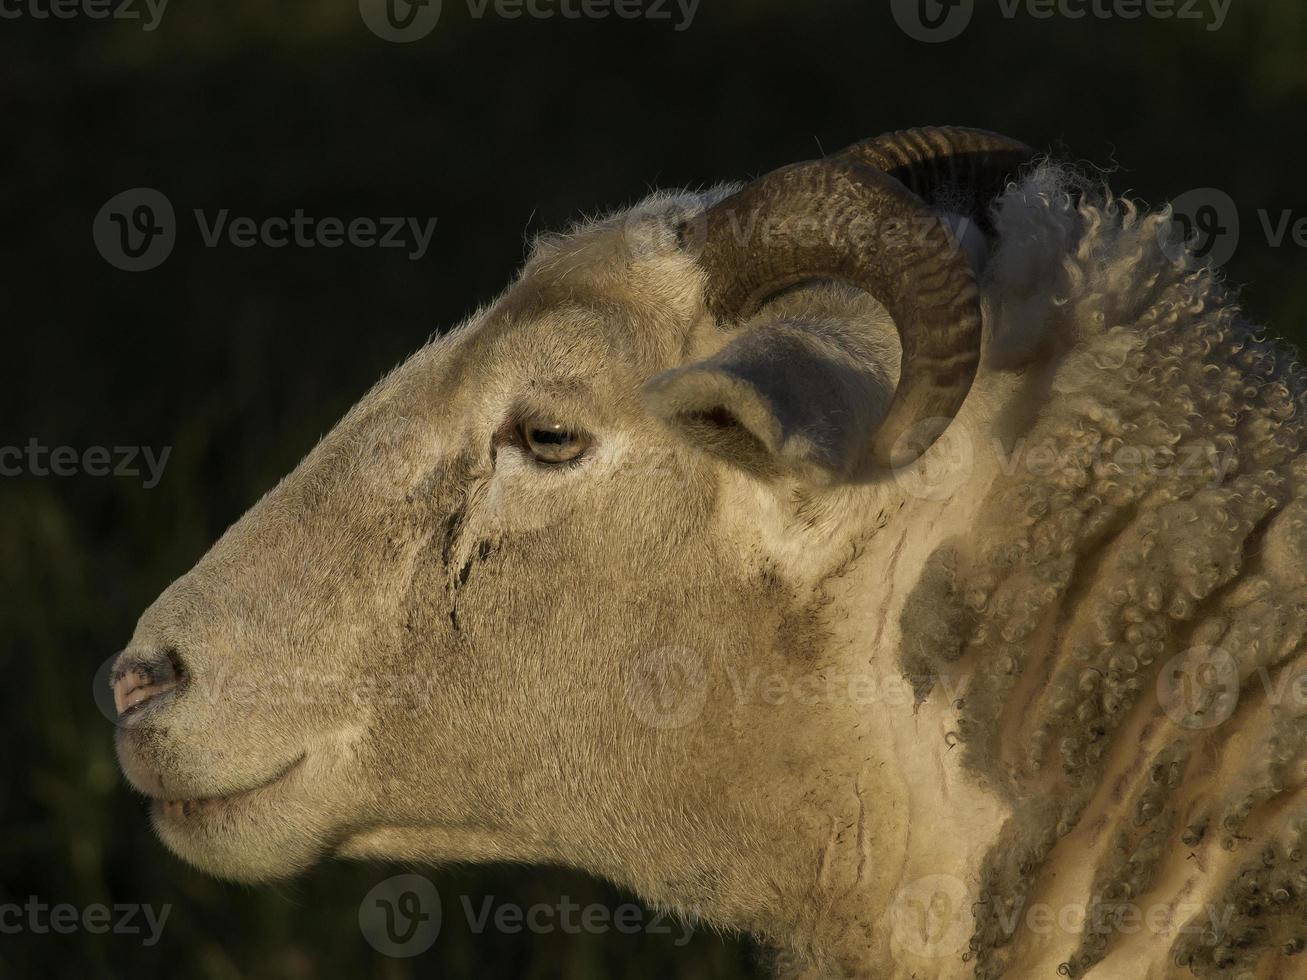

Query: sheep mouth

[152,753,306,822]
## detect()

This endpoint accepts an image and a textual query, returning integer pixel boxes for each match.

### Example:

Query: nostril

[111,648,185,717]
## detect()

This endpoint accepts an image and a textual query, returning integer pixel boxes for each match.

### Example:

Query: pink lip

[153,753,305,821]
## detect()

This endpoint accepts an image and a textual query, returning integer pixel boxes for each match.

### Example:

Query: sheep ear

[642,322,893,484]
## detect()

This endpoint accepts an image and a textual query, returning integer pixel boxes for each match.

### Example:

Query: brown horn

[690,127,1033,469]
[834,126,1035,235]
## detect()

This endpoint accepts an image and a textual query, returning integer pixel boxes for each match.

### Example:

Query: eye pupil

[517,419,591,464]
[531,428,569,446]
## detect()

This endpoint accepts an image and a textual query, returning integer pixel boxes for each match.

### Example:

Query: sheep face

[109,194,917,930]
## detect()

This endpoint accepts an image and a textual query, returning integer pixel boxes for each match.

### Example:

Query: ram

[110,127,1307,979]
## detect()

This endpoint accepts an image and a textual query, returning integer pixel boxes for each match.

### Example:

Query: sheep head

[125,130,1307,979]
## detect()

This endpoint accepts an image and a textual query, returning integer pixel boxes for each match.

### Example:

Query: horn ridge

[690,127,1036,468]
[835,126,1034,231]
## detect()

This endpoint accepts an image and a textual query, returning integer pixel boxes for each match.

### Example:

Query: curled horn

[689,126,1034,468]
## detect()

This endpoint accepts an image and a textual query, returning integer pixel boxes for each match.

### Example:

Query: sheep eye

[517,419,591,465]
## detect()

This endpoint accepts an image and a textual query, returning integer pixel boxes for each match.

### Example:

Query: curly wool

[900,165,1307,979]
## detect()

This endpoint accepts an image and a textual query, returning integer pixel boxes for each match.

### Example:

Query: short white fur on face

[114,167,1307,980]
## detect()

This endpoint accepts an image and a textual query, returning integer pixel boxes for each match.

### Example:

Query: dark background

[3,1,1306,977]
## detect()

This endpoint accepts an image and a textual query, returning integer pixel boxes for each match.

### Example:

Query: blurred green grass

[3,1,1306,976]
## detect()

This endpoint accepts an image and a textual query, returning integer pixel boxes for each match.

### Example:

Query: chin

[145,760,340,882]
[150,796,334,882]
